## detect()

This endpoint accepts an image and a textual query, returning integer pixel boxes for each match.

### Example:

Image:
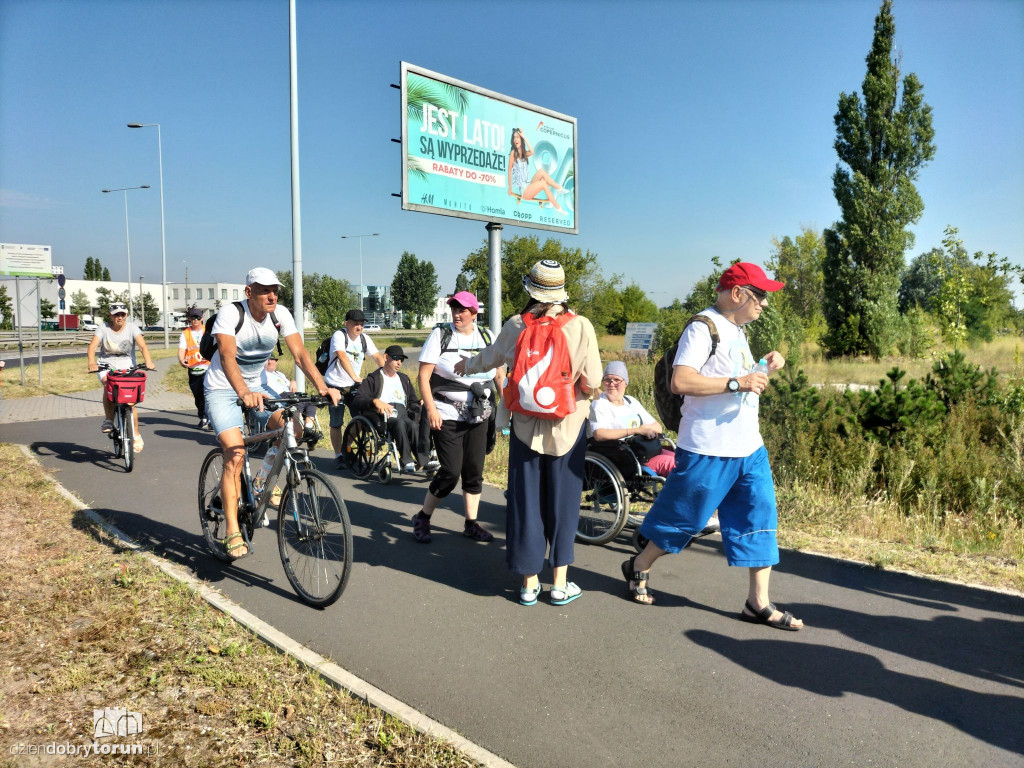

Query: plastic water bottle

[253,446,279,498]
[752,358,769,375]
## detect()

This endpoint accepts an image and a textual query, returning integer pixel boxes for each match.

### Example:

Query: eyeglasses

[602,377,625,386]
[744,286,768,303]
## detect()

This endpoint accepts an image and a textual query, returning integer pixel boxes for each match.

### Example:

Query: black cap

[186,305,203,318]
[345,309,366,322]
[385,345,407,360]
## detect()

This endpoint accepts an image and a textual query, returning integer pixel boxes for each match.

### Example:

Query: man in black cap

[324,308,385,467]
[352,345,420,473]
[177,305,210,429]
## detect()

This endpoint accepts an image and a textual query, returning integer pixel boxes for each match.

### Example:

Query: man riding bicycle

[87,302,156,451]
[203,268,341,559]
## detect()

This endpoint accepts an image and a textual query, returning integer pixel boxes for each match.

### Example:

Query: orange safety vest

[183,326,207,368]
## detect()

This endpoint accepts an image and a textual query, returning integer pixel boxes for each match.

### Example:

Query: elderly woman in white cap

[455,259,602,606]
[87,301,155,450]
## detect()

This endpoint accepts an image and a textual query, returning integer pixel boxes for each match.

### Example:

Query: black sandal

[621,556,654,605]
[739,600,802,631]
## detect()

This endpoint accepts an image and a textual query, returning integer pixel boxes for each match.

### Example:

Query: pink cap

[447,291,480,313]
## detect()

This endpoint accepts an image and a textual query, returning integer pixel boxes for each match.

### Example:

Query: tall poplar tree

[822,0,935,357]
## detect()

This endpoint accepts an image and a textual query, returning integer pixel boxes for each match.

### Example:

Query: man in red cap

[620,262,803,630]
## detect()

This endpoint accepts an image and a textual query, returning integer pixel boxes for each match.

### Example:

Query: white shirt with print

[204,302,299,392]
[588,394,656,438]
[260,367,292,398]
[419,324,496,422]
[673,306,763,458]
[325,330,379,388]
[380,371,407,407]
[94,322,142,371]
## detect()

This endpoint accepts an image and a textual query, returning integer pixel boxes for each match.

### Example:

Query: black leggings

[188,371,206,419]
[428,419,487,498]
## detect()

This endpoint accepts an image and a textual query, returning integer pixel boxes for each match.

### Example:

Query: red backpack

[505,311,577,420]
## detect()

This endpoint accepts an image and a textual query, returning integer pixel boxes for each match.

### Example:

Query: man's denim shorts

[205,385,278,437]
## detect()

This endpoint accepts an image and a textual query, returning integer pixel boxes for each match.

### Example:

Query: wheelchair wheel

[378,462,392,484]
[342,417,381,479]
[577,453,629,545]
[632,528,649,554]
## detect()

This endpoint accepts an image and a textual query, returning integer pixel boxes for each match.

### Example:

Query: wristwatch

[727,378,740,393]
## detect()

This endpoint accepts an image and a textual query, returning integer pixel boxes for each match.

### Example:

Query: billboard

[401,62,577,234]
[0,243,53,277]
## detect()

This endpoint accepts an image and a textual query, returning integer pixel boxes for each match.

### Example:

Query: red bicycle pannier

[105,371,147,405]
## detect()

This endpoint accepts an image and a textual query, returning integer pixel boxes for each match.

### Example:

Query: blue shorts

[205,385,278,437]
[639,446,779,567]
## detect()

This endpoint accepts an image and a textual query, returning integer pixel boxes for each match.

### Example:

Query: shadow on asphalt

[686,628,1024,755]
[32,440,130,473]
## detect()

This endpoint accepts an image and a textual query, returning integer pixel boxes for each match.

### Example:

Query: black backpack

[653,314,720,433]
[198,301,283,363]
[315,332,367,376]
[435,322,492,353]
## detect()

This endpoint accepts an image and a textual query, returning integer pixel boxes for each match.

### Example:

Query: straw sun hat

[522,259,569,303]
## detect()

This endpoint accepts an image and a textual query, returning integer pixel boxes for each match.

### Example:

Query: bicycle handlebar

[92,363,152,374]
[236,392,333,410]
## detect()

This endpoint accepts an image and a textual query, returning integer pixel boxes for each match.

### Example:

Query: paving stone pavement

[0,355,196,424]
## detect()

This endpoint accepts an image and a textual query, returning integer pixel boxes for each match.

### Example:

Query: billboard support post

[36,277,42,386]
[288,0,305,392]
[15,276,24,386]
[486,223,502,337]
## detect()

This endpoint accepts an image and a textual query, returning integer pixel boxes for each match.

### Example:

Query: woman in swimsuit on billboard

[507,128,570,214]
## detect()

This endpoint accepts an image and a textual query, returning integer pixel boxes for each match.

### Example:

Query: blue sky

[2,0,1022,306]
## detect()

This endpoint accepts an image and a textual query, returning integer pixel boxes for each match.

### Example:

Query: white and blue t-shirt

[674,306,762,458]
[204,302,299,392]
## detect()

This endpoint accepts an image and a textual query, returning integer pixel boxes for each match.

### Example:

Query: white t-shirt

[325,330,379,388]
[260,367,291,398]
[177,326,208,373]
[204,302,299,392]
[674,307,762,458]
[419,324,496,422]
[588,394,655,438]
[94,322,142,371]
[380,371,407,407]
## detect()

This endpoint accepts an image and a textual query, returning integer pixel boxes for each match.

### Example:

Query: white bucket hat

[522,259,569,303]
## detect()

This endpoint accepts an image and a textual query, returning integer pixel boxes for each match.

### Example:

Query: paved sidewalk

[0,355,196,424]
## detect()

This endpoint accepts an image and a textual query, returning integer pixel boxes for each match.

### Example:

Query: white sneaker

[403,462,417,473]
[133,437,144,453]
[425,460,441,471]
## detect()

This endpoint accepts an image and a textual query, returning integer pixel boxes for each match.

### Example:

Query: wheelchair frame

[577,435,674,549]
[341,410,436,485]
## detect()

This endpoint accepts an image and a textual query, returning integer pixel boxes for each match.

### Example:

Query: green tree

[102,267,111,281]
[309,275,355,338]
[822,0,936,358]
[70,290,91,316]
[133,292,160,326]
[83,257,96,280]
[459,235,601,322]
[608,282,658,335]
[767,227,826,341]
[654,259,726,356]
[898,247,945,312]
[577,272,622,335]
[39,298,56,321]
[454,273,470,293]
[94,287,114,318]
[0,285,13,330]
[391,252,440,328]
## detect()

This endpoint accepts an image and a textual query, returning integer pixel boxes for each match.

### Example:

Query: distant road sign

[59,299,66,310]
[57,274,66,287]
[624,322,658,352]
[0,243,53,277]
[58,288,66,299]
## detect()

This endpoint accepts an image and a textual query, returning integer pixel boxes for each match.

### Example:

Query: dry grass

[0,444,478,768]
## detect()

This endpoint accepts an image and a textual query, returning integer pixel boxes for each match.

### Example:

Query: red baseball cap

[447,290,480,313]
[717,262,785,292]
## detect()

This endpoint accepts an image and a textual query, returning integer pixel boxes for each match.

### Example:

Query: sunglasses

[744,286,768,302]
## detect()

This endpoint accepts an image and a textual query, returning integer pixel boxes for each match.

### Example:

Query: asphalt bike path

[2,406,1022,767]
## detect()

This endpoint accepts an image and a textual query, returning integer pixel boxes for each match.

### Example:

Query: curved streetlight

[102,185,150,320]
[340,233,379,314]
[127,122,168,348]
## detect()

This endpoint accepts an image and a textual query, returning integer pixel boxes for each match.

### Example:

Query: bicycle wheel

[576,453,629,545]
[341,418,379,479]
[111,422,123,460]
[278,468,352,607]
[121,406,135,473]
[197,448,256,561]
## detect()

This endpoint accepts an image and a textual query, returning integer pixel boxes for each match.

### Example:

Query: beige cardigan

[464,309,602,456]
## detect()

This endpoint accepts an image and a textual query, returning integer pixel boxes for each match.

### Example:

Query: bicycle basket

[105,371,147,404]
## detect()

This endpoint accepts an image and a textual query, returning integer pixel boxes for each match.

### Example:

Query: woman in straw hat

[456,259,602,606]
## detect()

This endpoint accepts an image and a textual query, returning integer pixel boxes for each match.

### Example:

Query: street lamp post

[102,185,150,320]
[127,123,169,349]
[138,276,145,325]
[340,233,379,316]
[183,261,189,309]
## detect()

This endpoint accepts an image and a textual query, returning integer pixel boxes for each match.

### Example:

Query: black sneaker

[334,455,347,470]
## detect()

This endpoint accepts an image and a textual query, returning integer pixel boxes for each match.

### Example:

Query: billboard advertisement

[401,62,577,234]
[0,243,53,277]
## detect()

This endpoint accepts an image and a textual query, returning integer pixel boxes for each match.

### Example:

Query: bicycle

[96,364,149,473]
[197,393,353,607]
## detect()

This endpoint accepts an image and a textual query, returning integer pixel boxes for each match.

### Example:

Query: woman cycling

[87,302,156,452]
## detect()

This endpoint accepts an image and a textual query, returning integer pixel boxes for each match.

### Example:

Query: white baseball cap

[109,302,129,315]
[245,267,283,287]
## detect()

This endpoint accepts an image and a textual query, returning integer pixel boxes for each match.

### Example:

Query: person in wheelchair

[350,345,421,473]
[589,361,720,533]
[254,356,322,443]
